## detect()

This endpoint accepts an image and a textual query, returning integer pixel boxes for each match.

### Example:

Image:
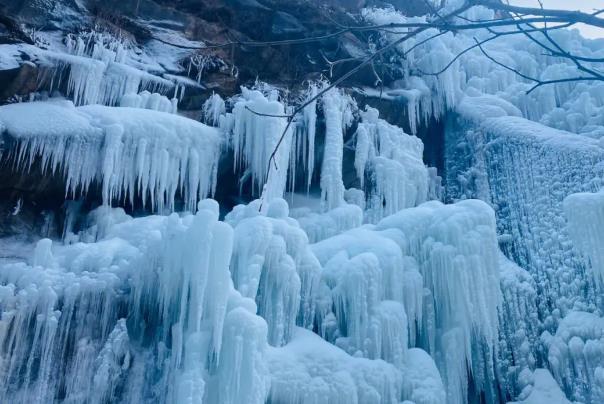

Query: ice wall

[445,100,604,402]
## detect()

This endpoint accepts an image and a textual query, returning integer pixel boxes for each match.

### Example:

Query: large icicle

[355,106,429,222]
[228,88,293,203]
[0,201,273,404]
[320,88,354,211]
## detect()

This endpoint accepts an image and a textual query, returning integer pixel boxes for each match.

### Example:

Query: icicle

[229,88,293,203]
[202,92,226,126]
[320,88,354,211]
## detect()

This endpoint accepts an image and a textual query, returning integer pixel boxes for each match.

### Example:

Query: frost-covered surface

[446,105,604,314]
[540,311,604,403]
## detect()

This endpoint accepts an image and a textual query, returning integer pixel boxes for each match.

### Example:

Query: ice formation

[564,190,604,289]
[227,88,293,203]
[354,106,428,222]
[2,2,604,403]
[320,88,354,210]
[0,100,222,211]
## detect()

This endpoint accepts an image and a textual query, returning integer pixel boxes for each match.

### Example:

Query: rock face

[0,0,429,103]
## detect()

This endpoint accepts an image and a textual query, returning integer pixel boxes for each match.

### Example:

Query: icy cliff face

[445,96,604,403]
[1,1,604,404]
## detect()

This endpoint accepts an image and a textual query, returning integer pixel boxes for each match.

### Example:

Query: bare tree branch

[473,37,600,94]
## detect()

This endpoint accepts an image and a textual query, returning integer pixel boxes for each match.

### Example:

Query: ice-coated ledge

[0,100,222,212]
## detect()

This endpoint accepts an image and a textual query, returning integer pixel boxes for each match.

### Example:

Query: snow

[0,100,222,212]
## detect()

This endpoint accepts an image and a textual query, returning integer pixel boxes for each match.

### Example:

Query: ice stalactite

[311,225,423,363]
[0,101,222,212]
[287,84,320,195]
[228,88,293,204]
[320,88,355,211]
[202,92,226,127]
[303,84,318,191]
[354,106,429,222]
[564,190,604,289]
[38,49,174,107]
[27,30,177,108]
[0,239,128,403]
[376,200,502,404]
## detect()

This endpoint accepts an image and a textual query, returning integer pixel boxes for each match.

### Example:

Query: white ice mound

[509,369,571,404]
[268,327,403,404]
[541,311,604,403]
[0,100,222,212]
